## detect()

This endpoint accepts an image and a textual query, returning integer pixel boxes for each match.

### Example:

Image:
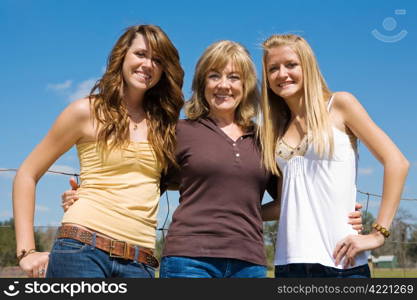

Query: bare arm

[12,98,90,277]
[332,92,409,267]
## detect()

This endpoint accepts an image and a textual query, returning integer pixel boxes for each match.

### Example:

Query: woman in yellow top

[13,24,184,278]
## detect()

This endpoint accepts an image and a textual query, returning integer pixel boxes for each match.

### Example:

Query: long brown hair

[90,25,184,173]
[185,40,259,131]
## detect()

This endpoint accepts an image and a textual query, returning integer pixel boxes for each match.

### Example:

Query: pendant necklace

[128,113,142,131]
[132,120,139,130]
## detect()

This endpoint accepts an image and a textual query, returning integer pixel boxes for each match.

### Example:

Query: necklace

[128,113,144,131]
[130,119,142,130]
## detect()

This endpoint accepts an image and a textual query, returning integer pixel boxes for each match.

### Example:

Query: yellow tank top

[62,141,162,249]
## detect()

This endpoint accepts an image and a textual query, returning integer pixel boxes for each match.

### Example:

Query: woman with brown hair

[13,24,184,278]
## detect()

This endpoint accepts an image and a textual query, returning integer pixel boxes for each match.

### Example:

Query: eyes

[268,62,299,73]
[133,51,162,65]
[207,72,241,82]
[134,51,146,58]
[152,57,162,66]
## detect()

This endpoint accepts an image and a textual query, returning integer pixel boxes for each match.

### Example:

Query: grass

[2,266,416,278]
[371,268,417,278]
[267,268,417,278]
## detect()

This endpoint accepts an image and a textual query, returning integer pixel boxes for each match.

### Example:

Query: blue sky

[1,0,416,229]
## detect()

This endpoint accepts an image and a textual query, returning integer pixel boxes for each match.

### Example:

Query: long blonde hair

[185,40,259,130]
[90,25,184,173]
[259,34,333,175]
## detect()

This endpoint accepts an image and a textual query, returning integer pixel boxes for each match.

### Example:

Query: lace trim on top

[276,135,309,161]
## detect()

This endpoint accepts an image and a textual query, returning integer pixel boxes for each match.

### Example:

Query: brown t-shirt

[162,118,276,266]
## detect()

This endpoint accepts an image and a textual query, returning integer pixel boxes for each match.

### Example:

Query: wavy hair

[185,40,259,130]
[259,34,333,175]
[89,24,184,172]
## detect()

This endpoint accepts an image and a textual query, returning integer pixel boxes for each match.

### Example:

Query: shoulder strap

[327,94,335,112]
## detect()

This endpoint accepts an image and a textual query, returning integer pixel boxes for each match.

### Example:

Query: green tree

[361,211,375,234]
[0,218,17,267]
[154,232,166,262]
[0,218,49,267]
[263,221,278,270]
[406,225,417,263]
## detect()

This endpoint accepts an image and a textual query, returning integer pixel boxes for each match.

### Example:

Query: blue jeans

[275,263,370,278]
[46,238,155,278]
[159,256,267,278]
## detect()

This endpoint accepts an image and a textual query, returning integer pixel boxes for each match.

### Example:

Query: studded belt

[56,225,159,268]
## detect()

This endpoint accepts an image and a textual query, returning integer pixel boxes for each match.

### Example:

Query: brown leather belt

[56,225,159,268]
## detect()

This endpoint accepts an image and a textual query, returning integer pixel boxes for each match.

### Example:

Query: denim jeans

[159,256,267,278]
[46,237,155,278]
[275,263,370,278]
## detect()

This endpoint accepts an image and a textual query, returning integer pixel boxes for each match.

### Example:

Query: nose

[277,66,289,79]
[142,57,154,70]
[217,76,231,89]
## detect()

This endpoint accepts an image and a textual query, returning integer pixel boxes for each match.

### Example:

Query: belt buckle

[109,240,128,259]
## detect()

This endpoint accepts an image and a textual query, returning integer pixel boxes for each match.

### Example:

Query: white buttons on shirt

[233,143,236,147]
[236,153,240,157]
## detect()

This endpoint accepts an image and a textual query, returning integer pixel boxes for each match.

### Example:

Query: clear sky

[1,0,416,229]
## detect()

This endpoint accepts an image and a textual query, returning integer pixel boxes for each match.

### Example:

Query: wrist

[16,248,37,263]
[372,223,390,238]
[370,230,386,246]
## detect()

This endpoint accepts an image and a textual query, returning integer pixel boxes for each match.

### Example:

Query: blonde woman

[259,34,409,277]
[13,25,184,278]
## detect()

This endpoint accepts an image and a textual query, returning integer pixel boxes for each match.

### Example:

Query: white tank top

[274,95,368,269]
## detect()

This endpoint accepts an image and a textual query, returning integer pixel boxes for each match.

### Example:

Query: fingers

[348,210,363,233]
[20,253,49,278]
[38,265,47,278]
[348,211,362,222]
[354,202,363,211]
[333,241,349,266]
[70,177,80,190]
[31,265,47,278]
[352,224,364,233]
[61,200,74,212]
[348,211,362,224]
[61,177,80,213]
[61,190,78,202]
[335,236,363,268]
[344,247,357,268]
[61,190,79,212]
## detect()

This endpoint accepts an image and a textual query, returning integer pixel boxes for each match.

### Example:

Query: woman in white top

[259,34,409,277]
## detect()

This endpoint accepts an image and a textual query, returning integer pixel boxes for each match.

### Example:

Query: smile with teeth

[134,70,151,81]
[278,81,295,88]
[214,94,233,99]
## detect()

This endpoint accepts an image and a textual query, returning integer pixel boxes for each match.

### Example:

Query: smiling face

[204,61,243,117]
[266,45,303,101]
[122,33,163,94]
